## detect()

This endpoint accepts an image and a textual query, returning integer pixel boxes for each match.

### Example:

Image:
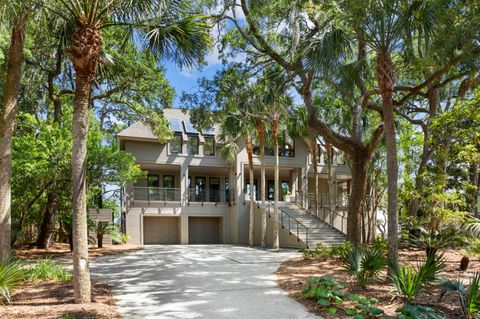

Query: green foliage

[302,276,345,314]
[407,227,467,257]
[396,305,446,319]
[112,228,130,245]
[346,294,384,318]
[0,259,25,304]
[439,273,480,319]
[299,242,353,260]
[27,259,72,282]
[340,245,387,288]
[390,254,445,304]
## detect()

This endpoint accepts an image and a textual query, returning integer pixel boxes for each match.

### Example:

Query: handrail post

[296,221,299,238]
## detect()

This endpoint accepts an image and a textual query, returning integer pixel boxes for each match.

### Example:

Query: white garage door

[188,217,221,244]
[143,216,179,244]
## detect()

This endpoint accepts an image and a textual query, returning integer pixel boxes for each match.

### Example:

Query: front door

[209,177,220,202]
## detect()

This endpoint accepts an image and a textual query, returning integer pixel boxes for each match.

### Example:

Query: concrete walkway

[90,245,319,319]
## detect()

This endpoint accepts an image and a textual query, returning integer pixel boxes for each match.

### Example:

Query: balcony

[187,188,233,205]
[131,187,234,206]
[133,187,181,204]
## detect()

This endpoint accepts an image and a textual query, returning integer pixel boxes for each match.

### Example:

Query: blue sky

[164,60,222,107]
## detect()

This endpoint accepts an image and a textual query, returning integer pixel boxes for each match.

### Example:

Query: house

[118,108,351,247]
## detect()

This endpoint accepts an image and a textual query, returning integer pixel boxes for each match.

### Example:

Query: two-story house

[118,109,350,247]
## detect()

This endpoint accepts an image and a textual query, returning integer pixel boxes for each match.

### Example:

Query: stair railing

[265,200,309,248]
[295,191,348,235]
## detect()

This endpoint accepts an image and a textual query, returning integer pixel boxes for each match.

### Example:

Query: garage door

[143,216,179,244]
[188,217,221,244]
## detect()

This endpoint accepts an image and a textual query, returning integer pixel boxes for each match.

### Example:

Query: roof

[117,108,219,141]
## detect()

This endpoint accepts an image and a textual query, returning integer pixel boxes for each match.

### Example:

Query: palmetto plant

[390,253,445,304]
[340,245,387,288]
[408,227,466,257]
[47,0,211,303]
[439,273,480,319]
[0,258,25,304]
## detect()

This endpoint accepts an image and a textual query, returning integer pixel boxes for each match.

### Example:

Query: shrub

[302,276,345,314]
[340,245,387,288]
[390,254,445,304]
[27,259,73,282]
[396,305,446,319]
[407,227,466,257]
[345,294,384,318]
[112,230,130,245]
[439,272,480,319]
[300,242,352,260]
[0,259,25,304]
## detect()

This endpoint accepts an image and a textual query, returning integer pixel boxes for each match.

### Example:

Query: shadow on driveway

[90,245,319,319]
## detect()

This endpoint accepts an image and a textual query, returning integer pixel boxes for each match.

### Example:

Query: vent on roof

[169,118,183,133]
[183,120,198,134]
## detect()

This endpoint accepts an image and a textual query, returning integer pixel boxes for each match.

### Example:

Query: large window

[187,135,199,155]
[204,136,215,156]
[170,134,182,154]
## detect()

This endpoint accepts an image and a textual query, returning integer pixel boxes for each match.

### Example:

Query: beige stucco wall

[121,128,351,247]
[252,205,306,249]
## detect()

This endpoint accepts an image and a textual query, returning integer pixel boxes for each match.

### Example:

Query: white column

[180,161,189,206]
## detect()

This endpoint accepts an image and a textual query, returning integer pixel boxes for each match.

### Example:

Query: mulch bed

[276,248,480,318]
[14,243,143,260]
[0,280,121,319]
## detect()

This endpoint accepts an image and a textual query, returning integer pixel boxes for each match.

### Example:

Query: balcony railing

[187,188,233,204]
[133,187,181,202]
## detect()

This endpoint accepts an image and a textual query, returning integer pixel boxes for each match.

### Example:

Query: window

[163,175,174,188]
[209,177,220,202]
[187,135,199,155]
[147,175,160,200]
[279,132,295,157]
[170,134,182,154]
[204,136,215,156]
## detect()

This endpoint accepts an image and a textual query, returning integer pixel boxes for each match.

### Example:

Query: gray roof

[117,108,219,141]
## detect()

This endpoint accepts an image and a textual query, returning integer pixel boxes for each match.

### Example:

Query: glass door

[163,175,175,201]
[147,174,160,200]
[209,177,220,202]
[195,177,206,202]
[267,180,274,201]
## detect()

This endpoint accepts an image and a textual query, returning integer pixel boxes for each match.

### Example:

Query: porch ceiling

[188,166,230,175]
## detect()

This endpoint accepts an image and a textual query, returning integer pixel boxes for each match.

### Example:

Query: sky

[164,59,222,108]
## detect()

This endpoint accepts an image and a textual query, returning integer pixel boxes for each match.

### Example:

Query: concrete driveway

[90,245,318,319]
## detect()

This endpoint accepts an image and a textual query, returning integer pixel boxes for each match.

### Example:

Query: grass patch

[27,259,72,282]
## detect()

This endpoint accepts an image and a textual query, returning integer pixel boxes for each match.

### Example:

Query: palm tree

[271,111,280,250]
[219,110,256,246]
[256,118,267,247]
[50,0,211,303]
[0,2,30,261]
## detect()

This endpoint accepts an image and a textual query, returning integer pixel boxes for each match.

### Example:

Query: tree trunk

[0,16,27,261]
[71,73,93,303]
[97,234,103,249]
[246,137,255,247]
[68,24,102,304]
[272,114,280,250]
[376,48,399,265]
[310,139,319,217]
[408,88,438,216]
[347,155,371,244]
[35,182,60,248]
[257,120,267,247]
